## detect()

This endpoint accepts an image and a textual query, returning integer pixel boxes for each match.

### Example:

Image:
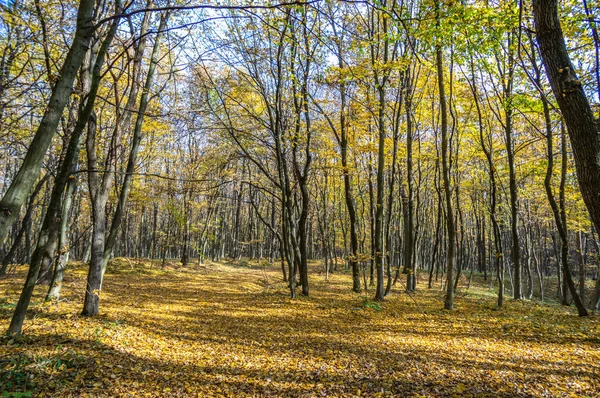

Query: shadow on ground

[1,260,599,397]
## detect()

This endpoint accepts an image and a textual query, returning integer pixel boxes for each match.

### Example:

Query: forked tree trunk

[7,9,119,334]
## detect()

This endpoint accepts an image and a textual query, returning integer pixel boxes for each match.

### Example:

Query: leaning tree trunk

[533,0,600,242]
[6,12,119,334]
[0,0,96,244]
[0,175,48,276]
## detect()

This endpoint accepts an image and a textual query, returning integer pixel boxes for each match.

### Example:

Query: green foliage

[362,298,383,311]
[0,354,33,394]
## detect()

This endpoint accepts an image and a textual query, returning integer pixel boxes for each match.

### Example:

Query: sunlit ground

[1,259,599,397]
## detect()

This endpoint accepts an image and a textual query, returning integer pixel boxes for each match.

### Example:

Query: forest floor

[0,259,599,397]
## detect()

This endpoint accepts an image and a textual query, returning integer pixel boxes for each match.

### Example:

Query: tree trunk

[533,0,600,239]
[46,175,76,300]
[6,11,119,334]
[83,112,106,317]
[0,0,96,244]
[435,0,455,310]
[101,12,167,284]
[0,175,48,276]
[404,71,415,293]
[576,231,586,304]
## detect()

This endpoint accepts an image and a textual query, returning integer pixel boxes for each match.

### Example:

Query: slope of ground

[1,259,599,397]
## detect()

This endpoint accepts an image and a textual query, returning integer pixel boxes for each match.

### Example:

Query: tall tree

[0,0,97,243]
[6,1,121,334]
[533,0,600,243]
[435,0,455,310]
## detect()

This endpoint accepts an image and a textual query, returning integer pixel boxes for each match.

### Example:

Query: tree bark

[435,0,455,310]
[6,9,119,334]
[101,11,166,285]
[0,175,48,276]
[533,0,600,240]
[0,0,96,244]
[46,175,76,300]
[372,2,389,302]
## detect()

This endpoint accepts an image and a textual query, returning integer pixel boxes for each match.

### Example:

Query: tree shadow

[1,264,599,397]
